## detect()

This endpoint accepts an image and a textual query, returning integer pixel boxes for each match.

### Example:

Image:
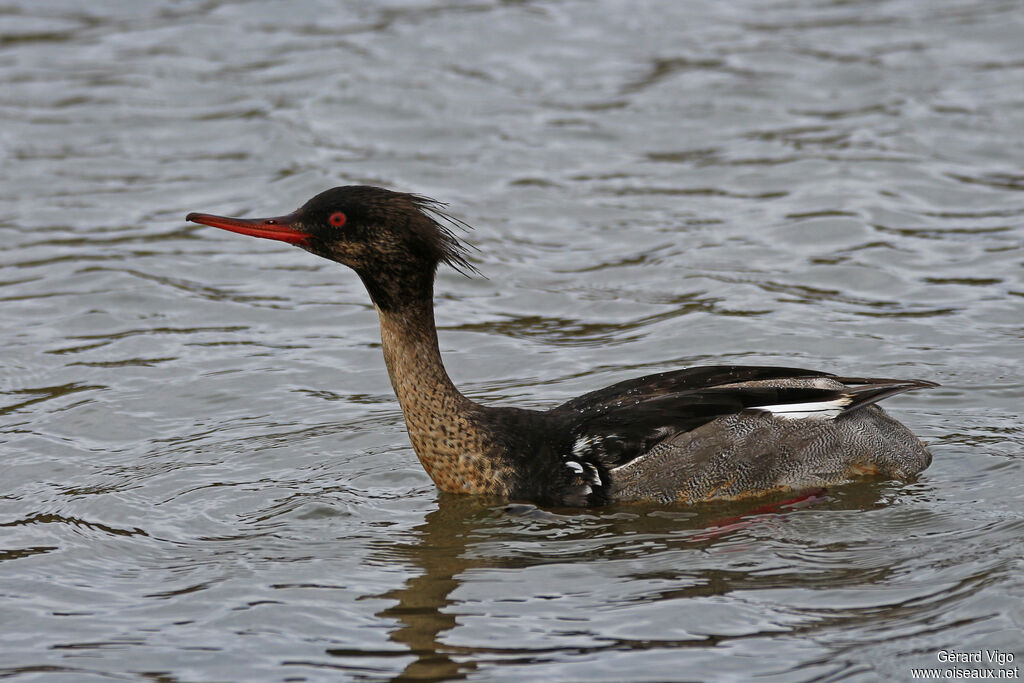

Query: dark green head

[187,185,477,310]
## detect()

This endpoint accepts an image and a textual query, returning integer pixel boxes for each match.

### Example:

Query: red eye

[328,211,347,227]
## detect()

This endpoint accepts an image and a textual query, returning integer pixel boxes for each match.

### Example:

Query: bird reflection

[375,495,497,681]
[351,484,889,681]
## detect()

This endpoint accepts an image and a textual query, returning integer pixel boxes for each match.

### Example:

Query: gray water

[2,1,1022,681]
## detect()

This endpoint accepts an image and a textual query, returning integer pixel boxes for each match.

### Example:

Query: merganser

[186,186,935,506]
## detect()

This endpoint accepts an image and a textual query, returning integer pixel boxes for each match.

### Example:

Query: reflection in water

[364,486,886,680]
[373,497,492,681]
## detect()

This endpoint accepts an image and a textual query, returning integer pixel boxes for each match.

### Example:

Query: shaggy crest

[406,193,481,278]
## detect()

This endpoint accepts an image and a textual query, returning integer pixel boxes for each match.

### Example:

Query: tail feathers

[834,377,939,415]
[755,378,937,420]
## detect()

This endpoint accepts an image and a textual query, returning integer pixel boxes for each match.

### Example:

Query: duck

[186,185,936,507]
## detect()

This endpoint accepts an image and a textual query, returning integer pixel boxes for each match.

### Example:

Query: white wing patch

[755,396,853,420]
[572,435,599,458]
[565,445,604,493]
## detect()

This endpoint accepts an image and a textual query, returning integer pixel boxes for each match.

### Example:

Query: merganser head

[187,185,477,310]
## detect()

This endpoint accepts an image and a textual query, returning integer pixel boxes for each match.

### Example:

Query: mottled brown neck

[376,300,503,494]
[377,300,460,406]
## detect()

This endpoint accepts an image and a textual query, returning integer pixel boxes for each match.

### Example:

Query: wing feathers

[554,367,937,469]
[829,378,939,414]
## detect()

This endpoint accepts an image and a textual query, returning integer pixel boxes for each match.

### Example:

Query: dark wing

[826,376,939,413]
[554,365,833,416]
[550,365,936,473]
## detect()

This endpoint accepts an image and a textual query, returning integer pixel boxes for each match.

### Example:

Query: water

[2,0,1022,680]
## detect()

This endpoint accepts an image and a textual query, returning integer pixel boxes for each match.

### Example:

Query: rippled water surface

[3,1,1023,680]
